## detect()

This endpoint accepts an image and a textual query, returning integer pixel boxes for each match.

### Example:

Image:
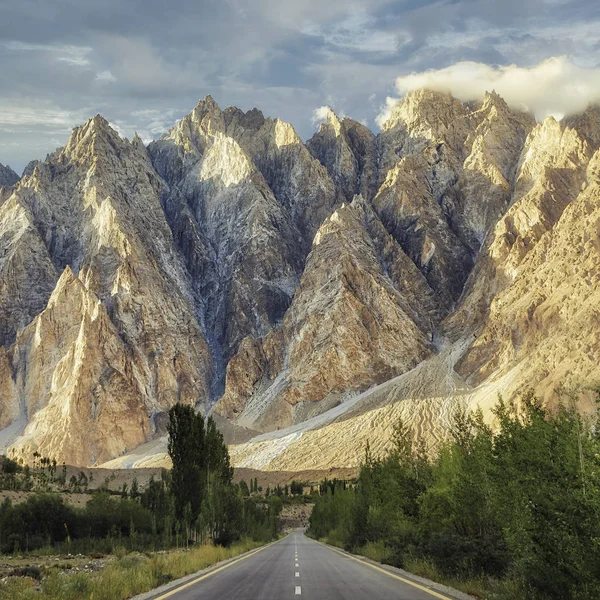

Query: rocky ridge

[0,164,19,188]
[0,90,599,468]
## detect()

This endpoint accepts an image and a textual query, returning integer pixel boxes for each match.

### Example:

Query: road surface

[146,530,461,600]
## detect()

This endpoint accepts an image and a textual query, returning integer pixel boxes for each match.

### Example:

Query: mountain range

[0,88,599,469]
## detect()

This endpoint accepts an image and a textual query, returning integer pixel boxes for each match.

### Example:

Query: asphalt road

[147,531,459,600]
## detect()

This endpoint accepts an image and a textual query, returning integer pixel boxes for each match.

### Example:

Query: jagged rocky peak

[190,94,224,126]
[215,194,440,430]
[315,107,344,134]
[7,266,150,465]
[185,95,226,140]
[0,163,19,187]
[307,108,377,202]
[378,89,534,176]
[21,159,41,178]
[562,103,600,150]
[67,113,113,143]
[380,88,470,150]
[480,89,508,112]
[450,90,536,250]
[149,95,226,164]
[62,115,136,167]
[223,106,266,133]
[151,93,338,245]
[514,115,592,201]
[467,90,535,163]
[0,107,214,464]
[148,95,309,371]
[4,87,600,469]
[131,131,146,152]
[376,89,473,204]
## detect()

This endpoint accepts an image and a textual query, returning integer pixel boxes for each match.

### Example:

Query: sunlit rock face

[451,118,599,402]
[1,116,212,464]
[1,89,600,467]
[8,267,149,465]
[213,196,441,429]
[147,97,315,375]
[224,114,600,471]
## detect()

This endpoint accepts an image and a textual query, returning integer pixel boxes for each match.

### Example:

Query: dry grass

[399,556,489,599]
[0,539,263,600]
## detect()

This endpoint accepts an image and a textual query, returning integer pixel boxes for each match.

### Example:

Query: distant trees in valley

[0,405,279,555]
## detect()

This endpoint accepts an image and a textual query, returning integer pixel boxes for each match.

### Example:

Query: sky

[1,0,600,173]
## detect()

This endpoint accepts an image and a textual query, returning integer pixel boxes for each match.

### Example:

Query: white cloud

[2,41,92,66]
[131,108,180,135]
[0,105,87,128]
[375,96,400,128]
[312,105,332,125]
[95,70,116,83]
[107,122,126,138]
[381,56,600,125]
[303,12,399,54]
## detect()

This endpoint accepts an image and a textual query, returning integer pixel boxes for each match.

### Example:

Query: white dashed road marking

[294,536,301,595]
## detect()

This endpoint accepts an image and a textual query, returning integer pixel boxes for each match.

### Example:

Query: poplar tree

[167,404,205,521]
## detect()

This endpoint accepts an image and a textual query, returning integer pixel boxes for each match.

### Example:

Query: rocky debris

[0,163,19,187]
[0,553,114,586]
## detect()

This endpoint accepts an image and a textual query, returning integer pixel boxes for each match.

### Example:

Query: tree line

[0,406,280,554]
[309,391,600,600]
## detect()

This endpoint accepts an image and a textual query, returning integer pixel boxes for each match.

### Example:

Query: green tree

[167,404,205,521]
[239,480,250,497]
[130,477,139,500]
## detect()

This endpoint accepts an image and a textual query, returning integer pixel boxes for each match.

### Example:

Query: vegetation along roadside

[308,390,600,600]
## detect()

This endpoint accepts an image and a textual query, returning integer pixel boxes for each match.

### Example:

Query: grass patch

[314,539,494,599]
[0,538,264,600]
[356,541,391,564]
[402,556,488,598]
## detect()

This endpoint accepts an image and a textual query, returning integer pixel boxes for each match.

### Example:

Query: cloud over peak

[379,57,600,126]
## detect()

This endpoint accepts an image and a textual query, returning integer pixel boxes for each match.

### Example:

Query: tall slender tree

[167,404,205,521]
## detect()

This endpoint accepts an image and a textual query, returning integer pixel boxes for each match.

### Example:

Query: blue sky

[1,0,599,173]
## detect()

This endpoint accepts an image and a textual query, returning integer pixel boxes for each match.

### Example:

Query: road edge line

[131,534,288,600]
[309,536,476,600]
